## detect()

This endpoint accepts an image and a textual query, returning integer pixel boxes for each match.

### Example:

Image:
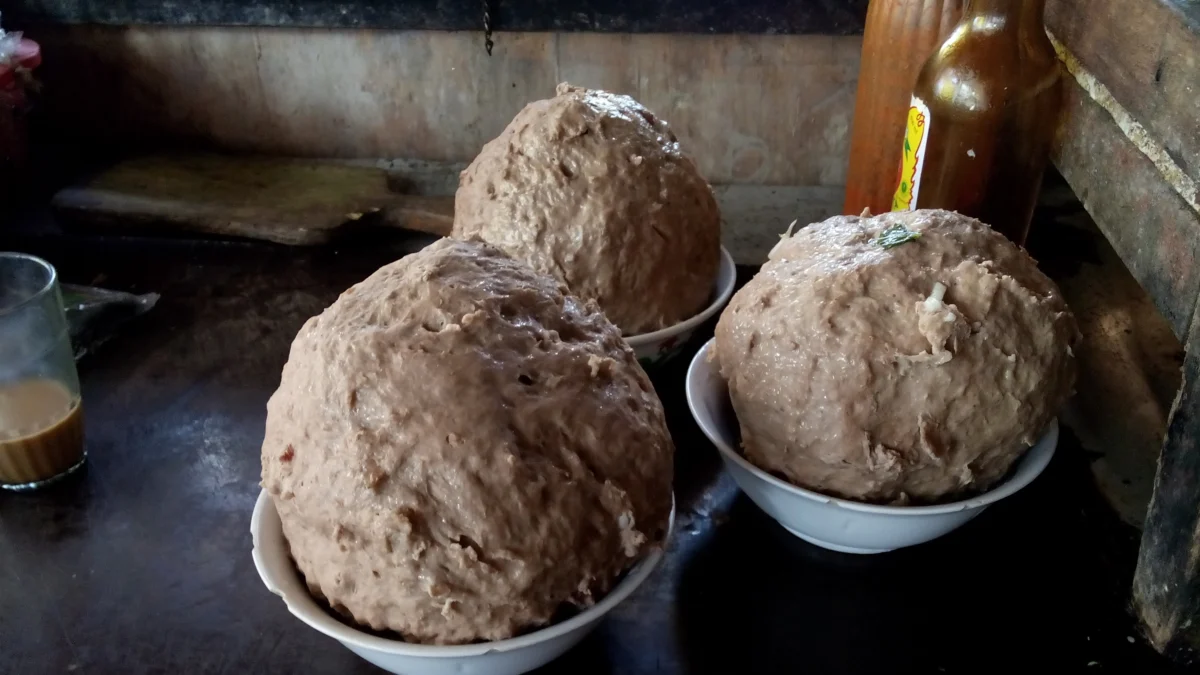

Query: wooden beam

[1133,305,1200,662]
[1047,1,1200,660]
[1047,0,1200,201]
[1050,75,1200,340]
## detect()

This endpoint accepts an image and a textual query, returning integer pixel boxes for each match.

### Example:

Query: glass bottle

[844,0,964,217]
[890,0,1062,246]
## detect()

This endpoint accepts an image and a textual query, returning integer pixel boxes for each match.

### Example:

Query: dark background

[4,0,870,34]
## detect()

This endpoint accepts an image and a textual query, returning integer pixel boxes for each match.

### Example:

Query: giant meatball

[452,82,721,335]
[261,239,674,644]
[714,210,1079,504]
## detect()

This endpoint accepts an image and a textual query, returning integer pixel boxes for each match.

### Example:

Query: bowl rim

[625,246,736,347]
[251,490,675,658]
[685,339,1058,516]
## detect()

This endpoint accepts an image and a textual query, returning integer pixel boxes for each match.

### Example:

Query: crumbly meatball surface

[453,83,721,335]
[262,239,674,644]
[715,209,1078,503]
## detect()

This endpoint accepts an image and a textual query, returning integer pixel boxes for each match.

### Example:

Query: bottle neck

[964,0,1046,35]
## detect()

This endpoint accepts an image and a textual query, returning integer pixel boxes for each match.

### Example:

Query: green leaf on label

[876,223,922,249]
[904,138,912,153]
[900,182,908,194]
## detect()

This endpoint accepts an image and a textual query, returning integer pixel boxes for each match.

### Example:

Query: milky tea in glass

[0,253,85,490]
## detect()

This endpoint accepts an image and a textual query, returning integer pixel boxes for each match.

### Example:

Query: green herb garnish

[876,224,922,249]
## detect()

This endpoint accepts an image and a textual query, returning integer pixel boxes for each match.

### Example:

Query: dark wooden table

[0,227,1188,674]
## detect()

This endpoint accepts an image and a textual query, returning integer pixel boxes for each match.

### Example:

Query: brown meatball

[453,83,721,335]
[261,239,674,644]
[715,210,1079,503]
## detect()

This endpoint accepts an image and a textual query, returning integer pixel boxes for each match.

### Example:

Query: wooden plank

[1133,303,1200,663]
[1051,76,1200,341]
[28,26,859,187]
[47,154,841,261]
[51,156,454,245]
[1047,0,1200,200]
[1049,3,1200,657]
[1039,178,1186,529]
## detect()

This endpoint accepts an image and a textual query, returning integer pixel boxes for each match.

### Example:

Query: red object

[0,39,40,88]
[0,38,40,208]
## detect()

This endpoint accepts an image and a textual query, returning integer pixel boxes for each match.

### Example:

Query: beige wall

[32,26,860,186]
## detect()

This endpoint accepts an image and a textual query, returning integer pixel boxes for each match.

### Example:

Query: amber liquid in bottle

[890,0,1062,245]
[843,0,963,217]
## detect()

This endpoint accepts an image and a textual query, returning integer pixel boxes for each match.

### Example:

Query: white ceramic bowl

[685,340,1058,554]
[626,246,736,366]
[251,490,674,675]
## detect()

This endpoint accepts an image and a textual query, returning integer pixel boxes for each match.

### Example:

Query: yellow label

[892,96,930,212]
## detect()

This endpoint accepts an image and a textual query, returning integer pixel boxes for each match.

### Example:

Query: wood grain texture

[1031,180,1185,530]
[29,26,860,187]
[47,155,839,261]
[1047,3,1200,656]
[1047,0,1200,197]
[1051,76,1200,341]
[1133,309,1200,663]
[51,156,454,244]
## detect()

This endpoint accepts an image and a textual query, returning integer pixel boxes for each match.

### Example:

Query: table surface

[0,226,1189,675]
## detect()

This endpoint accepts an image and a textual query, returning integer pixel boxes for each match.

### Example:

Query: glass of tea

[0,252,85,490]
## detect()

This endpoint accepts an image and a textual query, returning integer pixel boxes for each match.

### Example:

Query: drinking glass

[0,252,85,490]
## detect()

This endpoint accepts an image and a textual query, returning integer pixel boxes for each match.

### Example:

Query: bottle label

[892,96,930,212]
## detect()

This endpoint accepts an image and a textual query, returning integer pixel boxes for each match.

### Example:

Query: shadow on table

[671,441,1184,675]
[531,629,615,674]
[0,459,103,542]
